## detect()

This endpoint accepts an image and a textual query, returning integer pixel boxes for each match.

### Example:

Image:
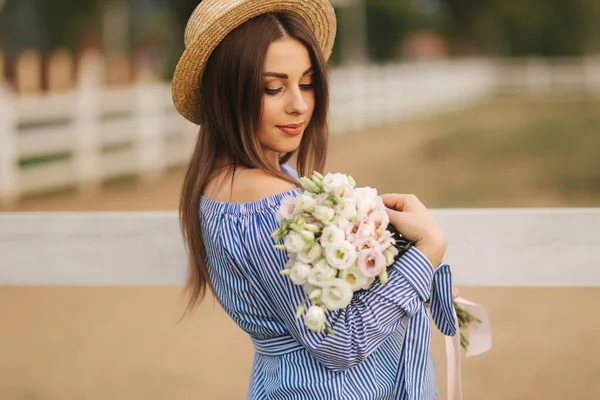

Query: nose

[286,87,309,115]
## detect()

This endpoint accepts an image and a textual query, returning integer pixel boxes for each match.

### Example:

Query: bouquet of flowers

[272,171,481,350]
[272,171,412,334]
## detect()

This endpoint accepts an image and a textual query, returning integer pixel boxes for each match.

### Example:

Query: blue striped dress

[200,165,457,399]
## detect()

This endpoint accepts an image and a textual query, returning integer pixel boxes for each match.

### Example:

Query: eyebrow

[263,67,314,79]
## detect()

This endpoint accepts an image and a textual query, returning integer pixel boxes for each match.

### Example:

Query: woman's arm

[242,208,437,372]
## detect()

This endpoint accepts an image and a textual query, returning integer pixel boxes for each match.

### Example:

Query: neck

[264,150,281,171]
[213,152,281,173]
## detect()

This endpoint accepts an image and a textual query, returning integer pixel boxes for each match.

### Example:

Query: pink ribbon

[444,297,492,400]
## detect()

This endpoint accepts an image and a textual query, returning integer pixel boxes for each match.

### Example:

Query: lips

[277,123,303,136]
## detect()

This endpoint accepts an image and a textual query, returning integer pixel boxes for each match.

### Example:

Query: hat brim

[172,0,337,125]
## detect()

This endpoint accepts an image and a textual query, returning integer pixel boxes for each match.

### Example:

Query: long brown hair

[179,12,330,312]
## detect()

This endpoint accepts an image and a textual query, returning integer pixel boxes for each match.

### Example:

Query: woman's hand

[381,193,447,268]
[453,285,460,300]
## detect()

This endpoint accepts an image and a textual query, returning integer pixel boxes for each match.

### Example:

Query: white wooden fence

[0,59,498,206]
[1,209,599,286]
[496,56,600,95]
[2,56,600,206]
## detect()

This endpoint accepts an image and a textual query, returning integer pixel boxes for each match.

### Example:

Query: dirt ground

[3,116,599,399]
[1,287,598,400]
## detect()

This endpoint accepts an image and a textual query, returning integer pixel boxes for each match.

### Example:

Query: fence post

[583,56,600,94]
[135,69,165,182]
[15,50,42,94]
[0,84,19,208]
[525,58,551,95]
[74,50,103,194]
[48,48,74,92]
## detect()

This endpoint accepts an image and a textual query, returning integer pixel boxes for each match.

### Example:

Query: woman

[172,1,456,398]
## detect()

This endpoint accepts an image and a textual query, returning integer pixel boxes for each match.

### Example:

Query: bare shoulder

[204,168,296,203]
[236,169,296,202]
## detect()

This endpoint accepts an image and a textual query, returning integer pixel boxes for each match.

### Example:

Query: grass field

[415,95,600,207]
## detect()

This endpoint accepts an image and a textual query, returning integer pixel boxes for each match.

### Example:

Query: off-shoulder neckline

[200,163,302,214]
[200,188,302,214]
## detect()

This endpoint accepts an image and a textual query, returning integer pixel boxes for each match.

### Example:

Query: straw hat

[172,0,337,125]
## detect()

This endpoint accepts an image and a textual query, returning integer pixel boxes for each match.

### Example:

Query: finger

[381,193,413,211]
[384,208,410,230]
[452,286,460,299]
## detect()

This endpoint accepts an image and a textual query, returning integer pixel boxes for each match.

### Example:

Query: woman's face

[258,37,315,163]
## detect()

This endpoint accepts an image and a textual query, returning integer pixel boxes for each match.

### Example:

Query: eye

[264,87,283,95]
[300,84,314,91]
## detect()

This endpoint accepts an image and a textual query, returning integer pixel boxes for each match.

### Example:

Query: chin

[277,143,301,154]
[276,135,303,154]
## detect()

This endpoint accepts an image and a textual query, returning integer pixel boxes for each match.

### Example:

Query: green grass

[417,96,600,207]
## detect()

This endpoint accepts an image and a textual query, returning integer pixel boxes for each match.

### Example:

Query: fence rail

[1,209,599,287]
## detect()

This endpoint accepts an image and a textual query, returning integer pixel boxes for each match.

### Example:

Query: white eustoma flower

[322,173,352,196]
[307,260,337,287]
[321,278,353,310]
[313,205,335,225]
[320,225,345,248]
[305,306,326,333]
[340,266,370,291]
[284,231,307,253]
[289,262,311,285]
[335,197,358,221]
[276,195,298,223]
[332,215,351,232]
[354,187,381,220]
[354,186,378,201]
[324,240,357,270]
[297,242,323,264]
[297,193,318,213]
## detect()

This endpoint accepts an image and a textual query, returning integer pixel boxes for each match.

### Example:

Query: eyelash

[264,84,314,95]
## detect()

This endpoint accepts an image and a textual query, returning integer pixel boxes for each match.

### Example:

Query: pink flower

[368,210,389,231]
[357,249,387,278]
[354,187,379,220]
[353,237,382,252]
[345,222,360,243]
[276,196,297,223]
[377,229,395,248]
[355,221,376,239]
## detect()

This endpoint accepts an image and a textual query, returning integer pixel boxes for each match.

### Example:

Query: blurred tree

[158,0,197,78]
[364,0,420,62]
[0,0,102,54]
[34,0,102,53]
[438,0,600,56]
[169,0,199,42]
[436,0,495,54]
[493,0,598,57]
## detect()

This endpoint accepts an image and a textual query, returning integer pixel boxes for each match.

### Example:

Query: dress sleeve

[240,205,437,373]
[280,163,300,180]
[429,263,458,336]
